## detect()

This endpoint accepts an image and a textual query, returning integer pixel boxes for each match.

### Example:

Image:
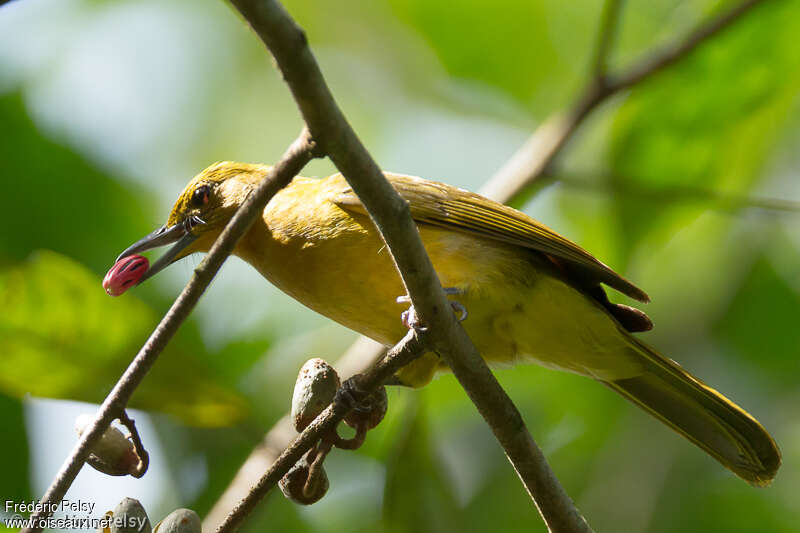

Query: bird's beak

[115,216,203,285]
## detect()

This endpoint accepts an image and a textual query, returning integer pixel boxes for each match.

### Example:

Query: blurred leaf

[714,254,800,387]
[0,250,248,426]
[0,393,30,503]
[650,471,793,533]
[382,398,463,533]
[0,91,153,273]
[608,0,800,260]
[386,0,597,113]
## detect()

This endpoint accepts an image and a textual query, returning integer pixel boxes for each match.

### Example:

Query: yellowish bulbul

[114,161,780,486]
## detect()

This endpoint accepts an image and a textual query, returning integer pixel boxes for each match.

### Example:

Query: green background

[0,0,798,531]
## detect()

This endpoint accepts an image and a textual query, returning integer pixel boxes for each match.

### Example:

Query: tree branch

[202,336,385,531]
[216,330,427,532]
[480,0,769,204]
[228,1,591,531]
[23,0,773,531]
[22,130,318,533]
[606,0,768,92]
[205,0,770,528]
[556,171,800,213]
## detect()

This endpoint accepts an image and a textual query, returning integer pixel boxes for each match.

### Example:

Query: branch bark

[202,336,385,531]
[22,130,318,533]
[228,1,591,532]
[216,330,427,532]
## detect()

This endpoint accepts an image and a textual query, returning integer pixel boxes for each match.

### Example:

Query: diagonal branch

[202,336,385,531]
[480,0,769,204]
[556,172,800,213]
[606,0,768,92]
[216,330,428,532]
[22,130,319,533]
[228,1,592,532]
[591,0,624,80]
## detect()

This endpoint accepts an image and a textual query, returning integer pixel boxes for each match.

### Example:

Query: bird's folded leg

[396,287,467,330]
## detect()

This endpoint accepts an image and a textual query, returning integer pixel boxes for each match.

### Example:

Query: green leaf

[381,397,463,533]
[385,0,598,113]
[0,91,153,273]
[714,254,800,387]
[608,0,800,259]
[0,393,30,503]
[0,251,248,426]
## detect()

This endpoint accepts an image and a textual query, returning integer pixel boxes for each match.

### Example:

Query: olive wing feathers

[331,173,649,303]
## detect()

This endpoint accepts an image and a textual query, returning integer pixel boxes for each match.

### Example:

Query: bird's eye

[191,185,210,208]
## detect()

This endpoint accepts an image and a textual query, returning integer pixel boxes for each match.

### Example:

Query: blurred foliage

[0,247,249,426]
[715,251,800,385]
[0,393,30,503]
[380,398,463,533]
[0,92,151,272]
[386,0,598,113]
[609,0,800,260]
[0,0,799,532]
[0,94,249,427]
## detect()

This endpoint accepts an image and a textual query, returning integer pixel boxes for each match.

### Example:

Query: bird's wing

[331,173,649,302]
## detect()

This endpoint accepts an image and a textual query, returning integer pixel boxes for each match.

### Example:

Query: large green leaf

[0,393,30,504]
[386,0,598,113]
[714,252,800,387]
[0,251,248,426]
[607,0,800,259]
[0,92,152,273]
[381,398,463,533]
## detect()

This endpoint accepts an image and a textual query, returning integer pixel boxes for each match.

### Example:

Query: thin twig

[332,421,368,450]
[117,411,149,478]
[304,439,333,498]
[22,130,318,533]
[216,330,428,533]
[556,172,800,214]
[480,0,769,204]
[228,1,592,532]
[202,337,386,531]
[591,0,624,80]
[606,0,768,92]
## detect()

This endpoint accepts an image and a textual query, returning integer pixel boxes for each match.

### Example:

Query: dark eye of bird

[191,185,210,207]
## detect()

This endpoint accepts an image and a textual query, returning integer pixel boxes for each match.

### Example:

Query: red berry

[103,255,149,296]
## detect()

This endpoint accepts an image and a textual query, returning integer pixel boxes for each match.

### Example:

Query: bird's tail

[602,335,780,486]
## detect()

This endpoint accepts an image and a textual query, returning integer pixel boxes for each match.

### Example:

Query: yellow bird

[114,161,780,486]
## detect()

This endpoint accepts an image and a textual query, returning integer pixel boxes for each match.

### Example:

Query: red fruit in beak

[103,255,150,296]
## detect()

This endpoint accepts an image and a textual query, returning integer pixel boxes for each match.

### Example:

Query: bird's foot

[396,287,468,330]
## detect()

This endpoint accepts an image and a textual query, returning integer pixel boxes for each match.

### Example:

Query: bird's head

[113,161,269,287]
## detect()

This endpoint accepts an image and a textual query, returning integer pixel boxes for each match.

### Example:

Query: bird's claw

[450,300,468,322]
[396,288,467,330]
